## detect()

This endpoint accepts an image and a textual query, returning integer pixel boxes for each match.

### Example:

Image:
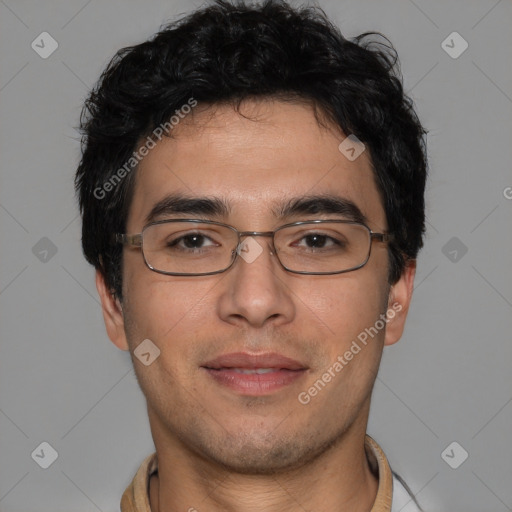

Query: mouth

[201,352,308,395]
[225,368,290,374]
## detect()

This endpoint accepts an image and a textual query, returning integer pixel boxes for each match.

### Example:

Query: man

[75,1,427,510]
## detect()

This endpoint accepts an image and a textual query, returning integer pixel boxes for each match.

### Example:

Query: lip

[203,352,306,370]
[201,352,308,396]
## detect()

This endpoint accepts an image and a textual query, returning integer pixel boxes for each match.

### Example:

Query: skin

[96,99,415,512]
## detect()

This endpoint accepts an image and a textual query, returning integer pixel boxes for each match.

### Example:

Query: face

[98,99,414,474]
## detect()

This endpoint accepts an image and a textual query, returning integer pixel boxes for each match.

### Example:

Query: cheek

[123,267,222,354]
[121,276,213,403]
[298,276,387,340]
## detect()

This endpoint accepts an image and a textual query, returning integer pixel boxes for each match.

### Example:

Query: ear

[95,269,129,351]
[384,259,416,346]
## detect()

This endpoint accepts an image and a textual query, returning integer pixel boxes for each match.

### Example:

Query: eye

[168,232,218,251]
[294,233,344,251]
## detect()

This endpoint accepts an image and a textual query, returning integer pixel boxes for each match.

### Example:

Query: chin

[194,427,341,476]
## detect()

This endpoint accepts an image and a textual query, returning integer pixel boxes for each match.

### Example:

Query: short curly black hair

[75,0,428,300]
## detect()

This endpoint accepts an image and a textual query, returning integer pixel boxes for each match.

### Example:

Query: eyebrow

[144,193,367,225]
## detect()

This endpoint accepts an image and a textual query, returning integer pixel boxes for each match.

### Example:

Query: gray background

[0,0,511,510]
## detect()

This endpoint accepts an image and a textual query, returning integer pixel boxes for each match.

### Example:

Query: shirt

[120,435,422,512]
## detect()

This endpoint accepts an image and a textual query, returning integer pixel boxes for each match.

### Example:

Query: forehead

[126,99,386,231]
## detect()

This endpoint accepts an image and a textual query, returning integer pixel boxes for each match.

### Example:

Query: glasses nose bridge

[235,230,277,256]
[237,230,275,238]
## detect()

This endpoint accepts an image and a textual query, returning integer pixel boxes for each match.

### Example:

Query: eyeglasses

[116,219,392,276]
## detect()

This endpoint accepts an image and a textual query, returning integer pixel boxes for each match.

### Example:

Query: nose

[216,236,295,328]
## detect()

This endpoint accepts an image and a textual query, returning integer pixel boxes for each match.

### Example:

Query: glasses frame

[115,219,393,277]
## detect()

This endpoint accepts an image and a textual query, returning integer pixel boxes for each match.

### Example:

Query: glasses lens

[275,222,371,273]
[142,221,238,275]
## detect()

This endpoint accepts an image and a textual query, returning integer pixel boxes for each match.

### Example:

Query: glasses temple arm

[116,233,143,247]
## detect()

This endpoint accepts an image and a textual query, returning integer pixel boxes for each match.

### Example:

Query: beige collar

[121,434,393,512]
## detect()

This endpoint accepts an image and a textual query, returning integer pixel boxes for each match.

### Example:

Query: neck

[148,407,379,512]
